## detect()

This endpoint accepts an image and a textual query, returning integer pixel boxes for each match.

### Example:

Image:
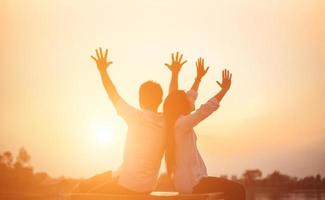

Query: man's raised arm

[164,52,187,94]
[91,48,120,106]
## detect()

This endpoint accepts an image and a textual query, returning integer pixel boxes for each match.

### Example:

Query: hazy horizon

[1,0,324,179]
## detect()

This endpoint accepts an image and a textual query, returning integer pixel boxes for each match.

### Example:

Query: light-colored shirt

[113,99,165,192]
[173,90,220,193]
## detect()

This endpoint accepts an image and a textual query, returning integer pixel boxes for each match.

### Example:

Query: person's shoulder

[115,98,128,108]
[176,115,187,122]
[115,98,143,121]
[175,115,189,131]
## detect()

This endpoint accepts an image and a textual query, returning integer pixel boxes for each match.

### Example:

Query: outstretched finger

[91,55,97,62]
[165,63,171,68]
[205,67,210,73]
[179,54,183,62]
[217,81,222,87]
[180,60,187,65]
[104,49,108,59]
[96,49,100,59]
[171,53,175,63]
[99,48,103,58]
[175,52,179,62]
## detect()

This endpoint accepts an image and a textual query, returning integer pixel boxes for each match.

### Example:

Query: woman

[163,58,245,200]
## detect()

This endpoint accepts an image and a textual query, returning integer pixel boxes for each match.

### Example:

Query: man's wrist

[195,77,202,82]
[99,68,107,75]
[172,71,179,76]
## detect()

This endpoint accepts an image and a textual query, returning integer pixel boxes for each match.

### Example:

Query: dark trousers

[192,177,246,200]
[88,178,138,194]
[76,171,141,194]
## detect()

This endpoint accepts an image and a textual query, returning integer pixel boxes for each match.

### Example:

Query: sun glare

[96,128,111,143]
[92,123,115,145]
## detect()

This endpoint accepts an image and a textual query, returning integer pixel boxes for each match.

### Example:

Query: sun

[96,129,111,142]
[93,123,115,145]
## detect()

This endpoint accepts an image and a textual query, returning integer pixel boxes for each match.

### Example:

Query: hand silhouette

[91,48,113,72]
[196,57,209,80]
[217,69,232,91]
[165,52,187,74]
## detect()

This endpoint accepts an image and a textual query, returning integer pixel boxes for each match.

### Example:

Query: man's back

[114,99,165,192]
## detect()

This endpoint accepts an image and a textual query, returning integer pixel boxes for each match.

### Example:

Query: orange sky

[1,0,324,178]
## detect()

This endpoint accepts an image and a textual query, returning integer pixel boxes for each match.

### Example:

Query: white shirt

[173,90,220,193]
[113,99,165,192]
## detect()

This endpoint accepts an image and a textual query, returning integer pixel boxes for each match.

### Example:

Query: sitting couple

[80,48,245,200]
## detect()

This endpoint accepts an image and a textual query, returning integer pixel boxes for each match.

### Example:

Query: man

[85,48,187,193]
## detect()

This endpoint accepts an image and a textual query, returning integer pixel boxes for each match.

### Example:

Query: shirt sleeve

[176,97,219,134]
[115,98,142,123]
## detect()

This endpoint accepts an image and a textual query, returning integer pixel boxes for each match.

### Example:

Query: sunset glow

[93,123,115,145]
[1,0,324,179]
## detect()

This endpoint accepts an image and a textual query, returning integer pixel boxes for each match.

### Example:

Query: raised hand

[91,47,120,104]
[217,69,232,91]
[91,48,113,72]
[196,57,209,80]
[165,52,187,74]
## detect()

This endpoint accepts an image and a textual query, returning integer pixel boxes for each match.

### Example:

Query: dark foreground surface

[248,191,325,200]
[0,192,223,200]
[248,192,325,200]
[0,191,324,200]
[68,192,222,200]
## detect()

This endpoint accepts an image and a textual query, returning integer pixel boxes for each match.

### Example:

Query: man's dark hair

[139,81,163,111]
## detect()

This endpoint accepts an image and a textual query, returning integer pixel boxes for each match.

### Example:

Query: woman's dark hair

[163,90,191,177]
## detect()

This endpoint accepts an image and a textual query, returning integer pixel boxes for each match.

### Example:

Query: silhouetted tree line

[1,148,324,193]
[0,148,78,194]
[240,169,325,191]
